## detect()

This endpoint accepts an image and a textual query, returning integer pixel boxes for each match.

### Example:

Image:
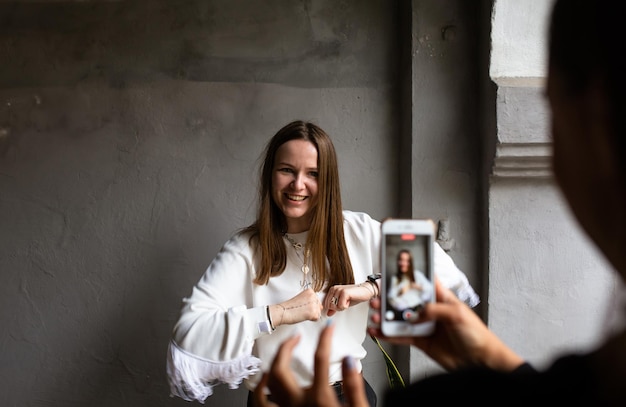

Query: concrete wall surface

[0,1,400,406]
[489,179,620,369]
[404,0,486,381]
[490,0,553,81]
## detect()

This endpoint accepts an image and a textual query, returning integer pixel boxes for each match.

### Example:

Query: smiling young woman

[166,120,479,406]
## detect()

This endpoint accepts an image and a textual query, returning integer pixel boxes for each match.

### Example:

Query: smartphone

[380,218,436,337]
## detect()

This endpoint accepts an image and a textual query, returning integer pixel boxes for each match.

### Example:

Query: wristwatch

[367,273,382,283]
[366,273,382,298]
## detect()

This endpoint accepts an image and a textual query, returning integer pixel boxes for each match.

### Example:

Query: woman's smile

[286,194,307,201]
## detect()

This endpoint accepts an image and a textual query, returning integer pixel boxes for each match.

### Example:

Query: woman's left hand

[325,283,375,317]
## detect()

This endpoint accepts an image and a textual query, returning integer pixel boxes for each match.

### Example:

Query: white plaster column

[488,0,618,368]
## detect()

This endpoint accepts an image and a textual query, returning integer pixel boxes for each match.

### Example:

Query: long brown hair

[245,120,354,291]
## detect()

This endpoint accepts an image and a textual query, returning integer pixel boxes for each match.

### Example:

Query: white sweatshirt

[166,210,479,402]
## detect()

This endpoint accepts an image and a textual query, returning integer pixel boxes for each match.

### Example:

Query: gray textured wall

[0,1,482,406]
[396,0,487,381]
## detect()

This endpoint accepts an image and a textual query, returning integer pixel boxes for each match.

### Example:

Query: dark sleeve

[384,367,530,406]
[511,361,536,374]
[384,354,603,406]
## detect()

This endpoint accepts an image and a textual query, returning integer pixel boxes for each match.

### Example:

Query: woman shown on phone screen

[387,249,433,322]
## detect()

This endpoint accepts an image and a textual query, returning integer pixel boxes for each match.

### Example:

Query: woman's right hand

[368,279,524,372]
[270,288,323,327]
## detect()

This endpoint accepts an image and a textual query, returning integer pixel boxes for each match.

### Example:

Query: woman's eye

[279,168,293,173]
[309,171,319,178]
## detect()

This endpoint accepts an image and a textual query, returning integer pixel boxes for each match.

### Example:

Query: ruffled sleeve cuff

[166,340,261,403]
[451,283,480,308]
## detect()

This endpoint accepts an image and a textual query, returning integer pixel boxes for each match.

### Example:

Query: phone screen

[383,232,434,323]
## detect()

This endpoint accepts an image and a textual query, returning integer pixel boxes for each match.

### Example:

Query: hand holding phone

[369,280,525,372]
[380,218,436,337]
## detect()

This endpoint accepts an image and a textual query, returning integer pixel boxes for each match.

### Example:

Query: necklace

[284,233,311,290]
